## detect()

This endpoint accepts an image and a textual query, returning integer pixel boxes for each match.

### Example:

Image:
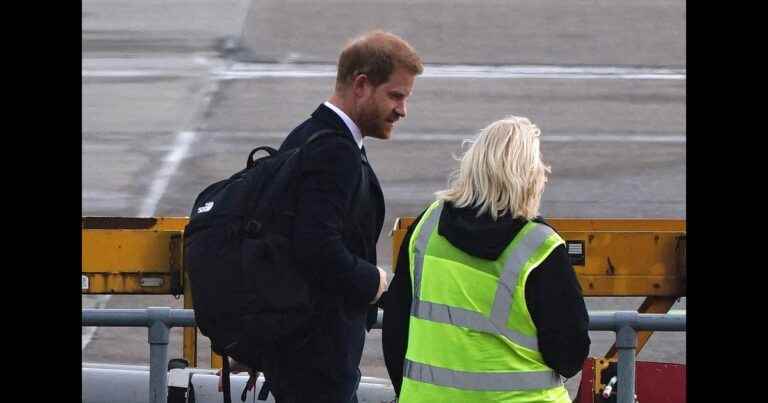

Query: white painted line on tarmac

[83,70,196,78]
[210,63,685,81]
[200,131,685,144]
[539,134,685,143]
[139,131,197,217]
[83,62,685,81]
[82,295,112,350]
[82,55,217,79]
[390,133,686,143]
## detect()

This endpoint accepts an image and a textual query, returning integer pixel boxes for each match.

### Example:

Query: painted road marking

[84,60,685,81]
[139,131,197,217]
[211,63,685,81]
[196,131,685,144]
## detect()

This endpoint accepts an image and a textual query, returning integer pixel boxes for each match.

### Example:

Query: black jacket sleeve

[381,211,425,397]
[525,244,591,378]
[292,135,380,307]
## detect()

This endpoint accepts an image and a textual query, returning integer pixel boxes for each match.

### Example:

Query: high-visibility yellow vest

[399,201,571,403]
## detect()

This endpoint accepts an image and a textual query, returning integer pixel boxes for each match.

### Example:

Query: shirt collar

[324,101,364,149]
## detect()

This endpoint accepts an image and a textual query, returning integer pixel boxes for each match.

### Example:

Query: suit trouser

[264,307,368,402]
[267,365,361,403]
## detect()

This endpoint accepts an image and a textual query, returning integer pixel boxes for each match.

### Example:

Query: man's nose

[396,101,407,119]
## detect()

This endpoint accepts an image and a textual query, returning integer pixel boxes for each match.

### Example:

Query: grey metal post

[615,312,638,403]
[147,307,171,403]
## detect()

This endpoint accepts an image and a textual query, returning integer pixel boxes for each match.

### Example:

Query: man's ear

[352,74,370,97]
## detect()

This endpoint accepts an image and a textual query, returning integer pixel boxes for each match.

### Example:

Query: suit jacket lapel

[364,158,385,236]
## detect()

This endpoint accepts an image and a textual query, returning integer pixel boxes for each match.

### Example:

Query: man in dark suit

[266,30,423,402]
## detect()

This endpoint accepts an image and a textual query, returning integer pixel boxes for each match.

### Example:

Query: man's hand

[371,266,389,304]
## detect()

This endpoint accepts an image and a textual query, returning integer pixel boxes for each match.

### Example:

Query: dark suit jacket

[277,103,385,385]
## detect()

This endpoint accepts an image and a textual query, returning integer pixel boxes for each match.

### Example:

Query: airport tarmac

[83,0,685,397]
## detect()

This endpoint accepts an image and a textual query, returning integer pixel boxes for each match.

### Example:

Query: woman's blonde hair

[435,116,551,220]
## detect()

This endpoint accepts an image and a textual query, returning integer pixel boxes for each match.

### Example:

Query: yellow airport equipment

[82,217,206,367]
[82,216,685,368]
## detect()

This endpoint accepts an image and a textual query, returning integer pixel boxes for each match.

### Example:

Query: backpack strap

[246,146,278,169]
[221,355,232,403]
[257,378,272,400]
[238,371,269,401]
[303,128,343,146]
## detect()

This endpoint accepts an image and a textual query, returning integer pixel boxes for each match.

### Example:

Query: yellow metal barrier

[83,216,685,368]
[81,217,216,367]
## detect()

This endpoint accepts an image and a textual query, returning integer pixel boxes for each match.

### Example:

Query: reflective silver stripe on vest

[412,202,444,300]
[414,300,497,334]
[412,299,539,351]
[404,359,562,391]
[489,224,558,347]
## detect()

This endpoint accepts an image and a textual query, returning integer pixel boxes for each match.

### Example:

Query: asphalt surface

[83,0,686,397]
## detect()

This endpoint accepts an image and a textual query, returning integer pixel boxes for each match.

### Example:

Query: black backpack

[183,129,365,402]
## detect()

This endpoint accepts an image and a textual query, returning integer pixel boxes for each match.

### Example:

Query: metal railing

[82,308,686,403]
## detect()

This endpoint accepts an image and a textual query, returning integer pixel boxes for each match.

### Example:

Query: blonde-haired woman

[382,116,590,402]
